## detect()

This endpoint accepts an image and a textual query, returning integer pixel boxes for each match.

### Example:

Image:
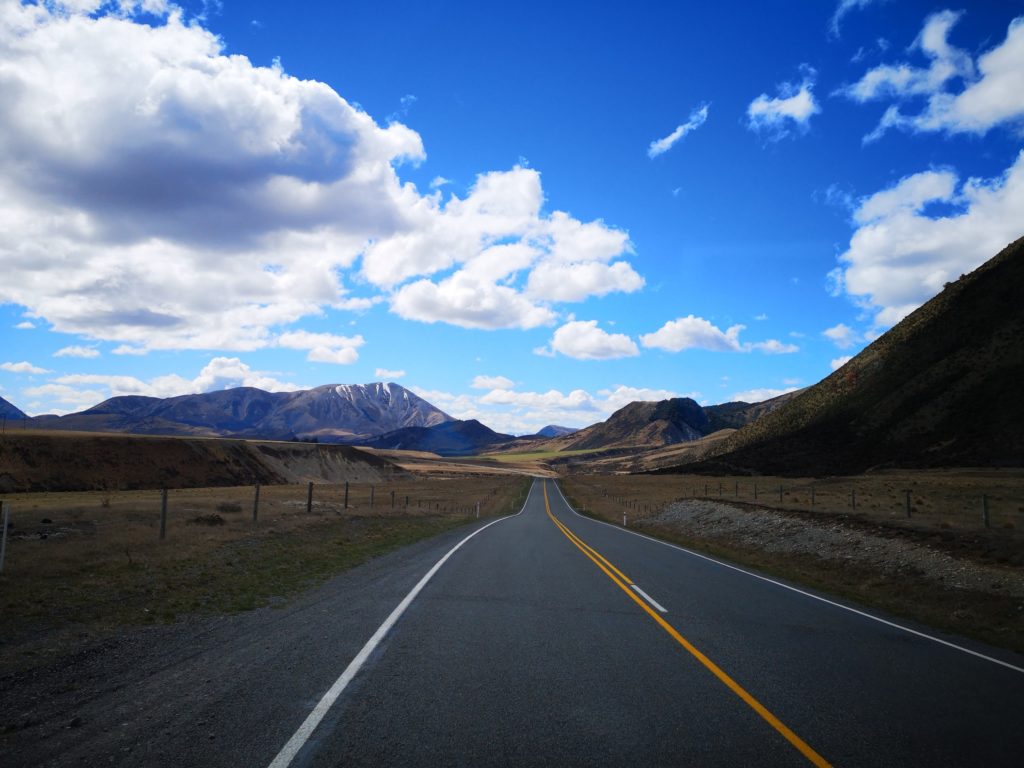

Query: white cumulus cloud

[277,331,364,365]
[747,67,820,139]
[640,316,798,354]
[471,375,515,390]
[831,355,854,371]
[0,3,640,351]
[831,151,1024,327]
[374,368,406,380]
[1,361,50,374]
[540,320,639,360]
[54,345,100,358]
[845,11,1024,141]
[822,323,859,349]
[731,387,799,403]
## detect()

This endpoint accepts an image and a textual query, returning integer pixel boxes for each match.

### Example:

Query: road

[5,478,1024,766]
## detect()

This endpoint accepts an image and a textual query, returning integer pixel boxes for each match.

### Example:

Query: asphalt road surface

[6,478,1024,767]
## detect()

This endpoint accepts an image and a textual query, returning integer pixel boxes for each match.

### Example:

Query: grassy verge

[559,477,1024,654]
[0,475,532,673]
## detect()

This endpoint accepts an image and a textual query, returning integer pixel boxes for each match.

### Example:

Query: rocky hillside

[677,236,1024,476]
[31,382,451,442]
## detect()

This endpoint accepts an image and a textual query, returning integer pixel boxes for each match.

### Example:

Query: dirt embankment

[0,431,398,493]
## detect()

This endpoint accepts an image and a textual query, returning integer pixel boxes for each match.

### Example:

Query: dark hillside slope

[0,395,27,421]
[360,419,514,456]
[678,236,1024,476]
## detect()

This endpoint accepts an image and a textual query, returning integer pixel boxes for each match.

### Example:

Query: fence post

[735,482,738,498]
[370,485,374,509]
[811,487,815,507]
[476,501,480,519]
[405,495,409,508]
[623,512,627,527]
[982,494,989,528]
[0,501,9,572]
[391,490,395,509]
[160,488,168,540]
[306,482,314,514]
[905,490,911,518]
[344,481,349,510]
[253,484,260,523]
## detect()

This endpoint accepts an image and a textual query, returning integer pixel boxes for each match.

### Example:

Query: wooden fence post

[159,488,168,540]
[306,482,314,514]
[253,484,260,523]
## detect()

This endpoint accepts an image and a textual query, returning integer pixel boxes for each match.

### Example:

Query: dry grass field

[0,475,531,673]
[560,470,1024,651]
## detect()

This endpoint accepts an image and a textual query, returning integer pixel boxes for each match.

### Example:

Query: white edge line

[550,480,1024,675]
[267,480,537,768]
[631,584,668,613]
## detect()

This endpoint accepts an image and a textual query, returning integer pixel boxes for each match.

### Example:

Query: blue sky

[1,0,1023,433]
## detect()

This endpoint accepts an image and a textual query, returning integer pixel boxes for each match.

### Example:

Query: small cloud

[15,321,35,330]
[374,368,406,380]
[754,313,768,321]
[277,330,364,365]
[1,361,51,374]
[430,176,452,189]
[671,187,682,197]
[747,66,820,140]
[250,19,263,28]
[783,378,801,386]
[648,103,710,159]
[641,315,796,354]
[471,375,515,390]
[112,345,148,356]
[830,0,885,38]
[822,322,859,349]
[831,355,854,370]
[54,345,100,359]
[748,339,800,354]
[731,387,799,403]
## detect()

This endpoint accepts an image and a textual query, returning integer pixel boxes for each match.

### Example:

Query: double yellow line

[542,482,831,768]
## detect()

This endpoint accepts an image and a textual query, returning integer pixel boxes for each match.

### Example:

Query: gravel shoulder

[636,499,1024,652]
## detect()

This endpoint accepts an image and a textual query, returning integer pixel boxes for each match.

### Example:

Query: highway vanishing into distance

[6,479,1024,767]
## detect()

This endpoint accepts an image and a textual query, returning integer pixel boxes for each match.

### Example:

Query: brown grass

[560,471,1024,651]
[561,468,1024,538]
[0,475,531,673]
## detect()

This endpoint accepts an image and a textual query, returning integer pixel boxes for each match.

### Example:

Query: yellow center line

[542,482,832,768]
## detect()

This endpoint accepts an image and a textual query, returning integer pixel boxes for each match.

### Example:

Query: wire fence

[0,477,531,573]
[563,474,1024,534]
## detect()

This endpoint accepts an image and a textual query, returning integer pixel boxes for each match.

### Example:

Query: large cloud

[830,151,1024,327]
[0,3,641,348]
[844,11,1024,140]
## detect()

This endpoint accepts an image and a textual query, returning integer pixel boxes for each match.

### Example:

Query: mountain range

[30,383,451,442]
